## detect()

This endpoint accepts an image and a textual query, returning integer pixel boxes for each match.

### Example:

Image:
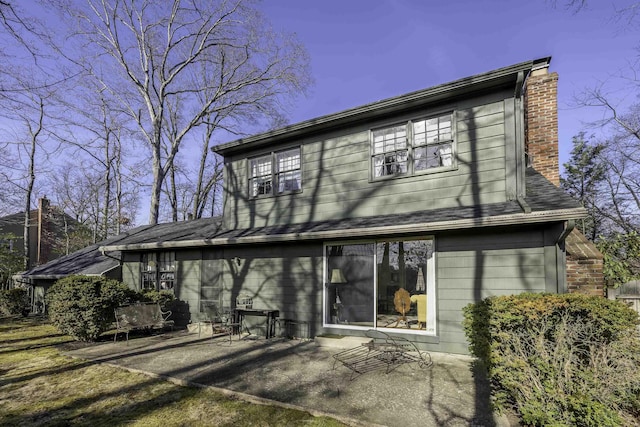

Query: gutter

[100,248,122,263]
[215,58,551,155]
[100,207,586,252]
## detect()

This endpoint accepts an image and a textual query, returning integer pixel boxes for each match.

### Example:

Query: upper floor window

[372,112,454,179]
[249,155,272,196]
[249,147,301,197]
[141,252,176,292]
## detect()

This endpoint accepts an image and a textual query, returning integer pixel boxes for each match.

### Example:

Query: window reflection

[325,239,434,333]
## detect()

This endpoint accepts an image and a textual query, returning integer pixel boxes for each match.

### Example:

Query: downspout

[100,248,123,264]
[514,70,531,214]
[556,220,575,245]
[556,220,575,294]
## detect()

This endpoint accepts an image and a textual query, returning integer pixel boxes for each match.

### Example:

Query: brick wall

[524,65,604,295]
[565,229,605,296]
[524,69,560,186]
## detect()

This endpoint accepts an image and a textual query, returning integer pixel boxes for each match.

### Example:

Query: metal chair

[202,303,240,344]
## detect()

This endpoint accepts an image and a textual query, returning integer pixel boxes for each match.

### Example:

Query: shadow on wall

[166,299,191,327]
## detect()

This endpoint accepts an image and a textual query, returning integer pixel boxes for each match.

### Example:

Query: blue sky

[258,0,639,171]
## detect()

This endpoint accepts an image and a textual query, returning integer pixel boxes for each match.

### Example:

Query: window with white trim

[324,238,436,335]
[249,147,301,197]
[372,112,454,179]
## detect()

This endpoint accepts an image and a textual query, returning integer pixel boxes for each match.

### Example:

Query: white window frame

[322,237,437,336]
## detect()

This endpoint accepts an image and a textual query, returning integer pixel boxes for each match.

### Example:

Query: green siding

[432,228,554,353]
[176,250,201,323]
[223,91,512,230]
[121,252,140,290]
[218,243,323,337]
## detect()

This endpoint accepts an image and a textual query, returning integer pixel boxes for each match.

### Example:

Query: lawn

[0,317,346,426]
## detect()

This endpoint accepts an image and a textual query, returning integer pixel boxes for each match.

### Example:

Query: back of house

[103,57,591,354]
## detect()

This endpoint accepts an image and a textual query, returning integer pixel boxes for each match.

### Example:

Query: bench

[114,302,175,343]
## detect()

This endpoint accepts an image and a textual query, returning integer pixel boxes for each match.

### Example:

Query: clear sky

[257,0,639,171]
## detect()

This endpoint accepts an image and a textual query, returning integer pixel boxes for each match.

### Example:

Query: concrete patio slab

[62,329,510,427]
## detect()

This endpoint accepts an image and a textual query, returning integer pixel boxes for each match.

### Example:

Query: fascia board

[100,206,583,252]
[215,58,548,155]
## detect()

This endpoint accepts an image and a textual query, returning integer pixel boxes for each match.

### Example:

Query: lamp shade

[330,268,347,284]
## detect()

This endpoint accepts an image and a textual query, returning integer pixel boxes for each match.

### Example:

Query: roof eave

[214,58,549,156]
[100,206,583,252]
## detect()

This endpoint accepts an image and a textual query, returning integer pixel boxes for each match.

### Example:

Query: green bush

[47,276,138,341]
[139,289,175,309]
[0,288,29,317]
[463,293,640,426]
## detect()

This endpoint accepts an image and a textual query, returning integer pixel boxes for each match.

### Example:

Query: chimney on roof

[37,197,51,265]
[524,61,560,186]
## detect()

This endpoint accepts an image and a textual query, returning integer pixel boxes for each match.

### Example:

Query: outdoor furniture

[232,308,279,339]
[202,303,240,344]
[332,329,432,379]
[114,302,174,343]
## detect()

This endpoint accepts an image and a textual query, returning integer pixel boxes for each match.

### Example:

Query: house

[93,57,598,353]
[0,197,86,270]
[13,227,135,313]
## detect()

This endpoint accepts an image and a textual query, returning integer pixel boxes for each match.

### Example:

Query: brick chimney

[524,62,560,186]
[37,196,51,265]
[523,61,605,296]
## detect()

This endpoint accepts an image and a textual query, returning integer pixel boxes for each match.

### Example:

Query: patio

[62,329,510,427]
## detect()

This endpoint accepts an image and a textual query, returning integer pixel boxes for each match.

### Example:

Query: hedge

[463,293,640,426]
[47,276,138,341]
[0,288,29,317]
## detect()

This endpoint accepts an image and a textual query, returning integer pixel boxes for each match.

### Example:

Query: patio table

[232,308,280,339]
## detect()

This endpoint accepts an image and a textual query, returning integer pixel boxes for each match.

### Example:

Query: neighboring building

[0,197,85,270]
[29,57,603,354]
[14,225,157,313]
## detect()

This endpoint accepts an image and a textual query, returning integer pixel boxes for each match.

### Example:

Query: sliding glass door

[324,238,435,335]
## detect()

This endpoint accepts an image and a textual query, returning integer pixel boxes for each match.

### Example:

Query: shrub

[0,288,29,317]
[463,293,640,426]
[47,276,138,341]
[139,289,175,309]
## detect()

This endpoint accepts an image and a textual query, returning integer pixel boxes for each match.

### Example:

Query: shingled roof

[98,168,584,252]
[16,226,151,280]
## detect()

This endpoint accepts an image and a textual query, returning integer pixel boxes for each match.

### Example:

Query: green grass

[0,317,347,427]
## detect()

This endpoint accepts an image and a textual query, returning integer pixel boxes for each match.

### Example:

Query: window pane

[249,155,272,197]
[278,170,301,192]
[250,156,271,177]
[413,113,453,146]
[276,149,300,172]
[415,142,453,171]
[276,148,301,194]
[376,240,433,331]
[141,253,157,290]
[325,244,375,326]
[251,177,272,196]
[373,154,385,177]
[159,252,176,291]
[371,125,407,177]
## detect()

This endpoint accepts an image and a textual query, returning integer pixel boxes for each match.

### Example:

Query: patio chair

[202,303,240,344]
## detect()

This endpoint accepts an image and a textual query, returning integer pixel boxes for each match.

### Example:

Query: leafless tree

[61,0,311,225]
[48,76,141,240]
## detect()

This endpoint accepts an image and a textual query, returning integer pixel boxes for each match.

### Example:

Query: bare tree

[61,0,311,225]
[49,77,141,240]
